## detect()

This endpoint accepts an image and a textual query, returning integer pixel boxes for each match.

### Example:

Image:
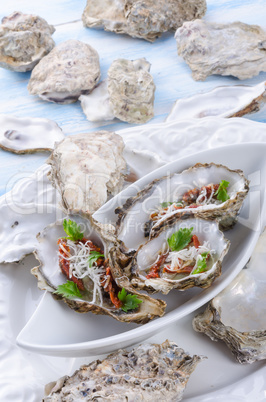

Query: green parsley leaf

[160,201,173,208]
[54,280,82,298]
[63,219,84,241]
[118,288,142,312]
[192,252,210,275]
[88,250,105,267]
[167,227,194,252]
[215,180,230,203]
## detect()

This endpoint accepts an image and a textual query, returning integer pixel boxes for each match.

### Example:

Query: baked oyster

[32,215,166,324]
[116,163,249,251]
[82,0,207,42]
[114,217,230,294]
[0,11,55,72]
[47,131,126,214]
[28,39,100,104]
[80,58,155,124]
[175,20,266,81]
[193,227,266,364]
[43,340,204,401]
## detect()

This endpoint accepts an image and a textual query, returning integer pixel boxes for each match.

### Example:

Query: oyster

[82,0,207,42]
[80,58,155,124]
[193,228,266,364]
[175,20,266,81]
[114,217,230,294]
[166,81,266,122]
[47,131,127,214]
[43,340,204,401]
[0,114,64,154]
[32,215,166,324]
[0,11,55,72]
[116,163,249,251]
[28,39,100,104]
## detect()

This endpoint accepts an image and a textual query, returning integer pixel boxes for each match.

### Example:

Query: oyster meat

[116,163,249,251]
[82,0,207,42]
[0,11,55,72]
[28,39,100,104]
[32,215,166,324]
[0,114,64,154]
[114,217,230,294]
[80,58,155,124]
[193,227,266,364]
[44,340,204,401]
[166,81,266,122]
[175,20,266,81]
[47,131,127,214]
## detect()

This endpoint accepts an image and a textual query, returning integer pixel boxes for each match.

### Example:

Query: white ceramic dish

[16,142,266,357]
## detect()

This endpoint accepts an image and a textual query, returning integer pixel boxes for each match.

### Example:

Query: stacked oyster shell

[0,11,55,72]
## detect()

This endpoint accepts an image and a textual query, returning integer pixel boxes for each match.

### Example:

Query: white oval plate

[16,143,266,357]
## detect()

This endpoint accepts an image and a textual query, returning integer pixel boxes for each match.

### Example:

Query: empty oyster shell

[80,58,155,124]
[28,39,100,104]
[43,340,204,401]
[193,227,266,364]
[32,215,166,324]
[0,114,64,154]
[82,0,207,42]
[116,163,249,251]
[47,131,127,214]
[166,82,266,122]
[114,217,230,295]
[0,11,55,72]
[175,20,266,80]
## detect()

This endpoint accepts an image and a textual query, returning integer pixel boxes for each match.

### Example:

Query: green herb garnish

[167,227,194,252]
[160,201,173,208]
[88,250,105,267]
[118,288,142,312]
[215,180,230,203]
[192,252,210,275]
[54,280,82,298]
[63,219,84,242]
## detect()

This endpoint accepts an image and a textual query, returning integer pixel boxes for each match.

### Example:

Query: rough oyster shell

[175,20,266,81]
[0,114,64,154]
[80,58,155,124]
[47,131,127,214]
[116,163,249,251]
[0,11,55,72]
[114,217,230,295]
[32,215,166,324]
[43,340,204,401]
[166,82,266,122]
[28,39,100,104]
[82,0,206,42]
[193,227,266,364]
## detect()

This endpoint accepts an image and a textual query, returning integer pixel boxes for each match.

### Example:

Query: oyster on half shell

[114,217,230,295]
[0,11,55,72]
[47,131,127,214]
[193,227,266,364]
[80,58,155,124]
[175,20,266,81]
[28,40,100,104]
[32,215,166,324]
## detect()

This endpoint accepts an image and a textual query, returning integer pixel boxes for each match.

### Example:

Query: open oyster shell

[193,227,266,364]
[0,11,55,72]
[82,0,206,42]
[44,340,204,401]
[28,39,100,104]
[47,131,127,214]
[80,58,155,124]
[116,163,249,251]
[0,114,64,154]
[114,217,230,295]
[166,82,266,122]
[32,215,166,324]
[175,20,266,81]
